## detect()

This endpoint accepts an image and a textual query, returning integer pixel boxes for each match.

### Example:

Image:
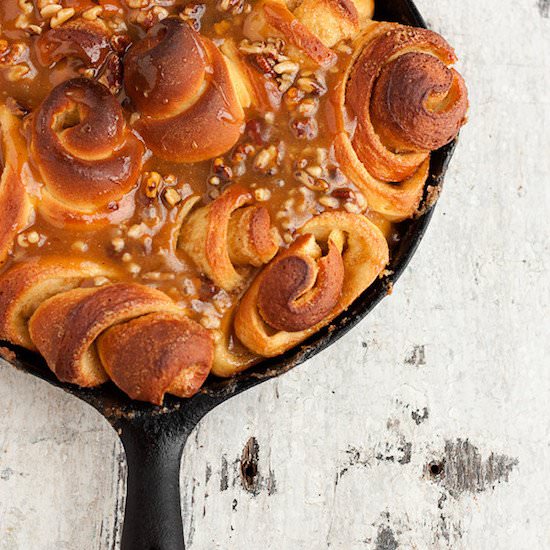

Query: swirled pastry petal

[234,211,389,359]
[125,18,245,162]
[221,39,282,111]
[248,0,373,51]
[245,0,337,67]
[28,283,182,387]
[257,235,345,332]
[36,17,125,94]
[30,78,144,228]
[211,313,258,377]
[180,185,279,291]
[293,0,360,47]
[0,106,33,266]
[97,312,213,405]
[334,22,468,221]
[0,257,118,350]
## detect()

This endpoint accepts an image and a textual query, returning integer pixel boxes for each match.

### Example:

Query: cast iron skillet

[0,1,458,548]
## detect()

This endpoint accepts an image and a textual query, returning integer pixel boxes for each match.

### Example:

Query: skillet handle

[118,419,193,550]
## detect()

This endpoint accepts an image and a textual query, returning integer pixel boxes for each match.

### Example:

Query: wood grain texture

[1,0,549,548]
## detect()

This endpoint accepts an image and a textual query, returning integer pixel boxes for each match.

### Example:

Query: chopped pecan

[290,117,318,140]
[331,187,355,201]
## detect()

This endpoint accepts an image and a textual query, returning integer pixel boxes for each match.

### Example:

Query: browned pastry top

[30,77,144,225]
[261,1,338,67]
[29,282,180,385]
[36,17,127,94]
[233,211,389,359]
[124,18,245,163]
[257,235,344,331]
[124,18,207,118]
[0,256,117,350]
[181,184,279,291]
[38,19,113,71]
[370,52,466,151]
[346,24,468,182]
[98,312,213,405]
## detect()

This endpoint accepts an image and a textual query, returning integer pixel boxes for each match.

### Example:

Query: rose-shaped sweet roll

[179,185,280,292]
[124,18,247,162]
[334,22,468,221]
[234,211,389,358]
[0,106,33,265]
[30,78,144,228]
[28,282,213,404]
[0,256,117,350]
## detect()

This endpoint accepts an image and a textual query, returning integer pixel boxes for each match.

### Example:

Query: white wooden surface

[1,1,549,548]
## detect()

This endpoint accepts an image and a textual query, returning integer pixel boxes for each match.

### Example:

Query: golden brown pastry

[0,257,116,350]
[30,78,144,228]
[28,282,178,386]
[0,257,212,403]
[334,22,468,221]
[211,313,258,378]
[28,282,213,403]
[97,312,213,405]
[234,211,389,357]
[124,18,246,162]
[244,0,373,60]
[180,185,280,292]
[0,105,32,266]
[221,39,282,111]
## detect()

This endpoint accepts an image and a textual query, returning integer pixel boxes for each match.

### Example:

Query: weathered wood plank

[1,0,549,548]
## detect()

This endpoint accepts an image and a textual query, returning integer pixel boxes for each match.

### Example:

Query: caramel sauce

[0,0,397,371]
